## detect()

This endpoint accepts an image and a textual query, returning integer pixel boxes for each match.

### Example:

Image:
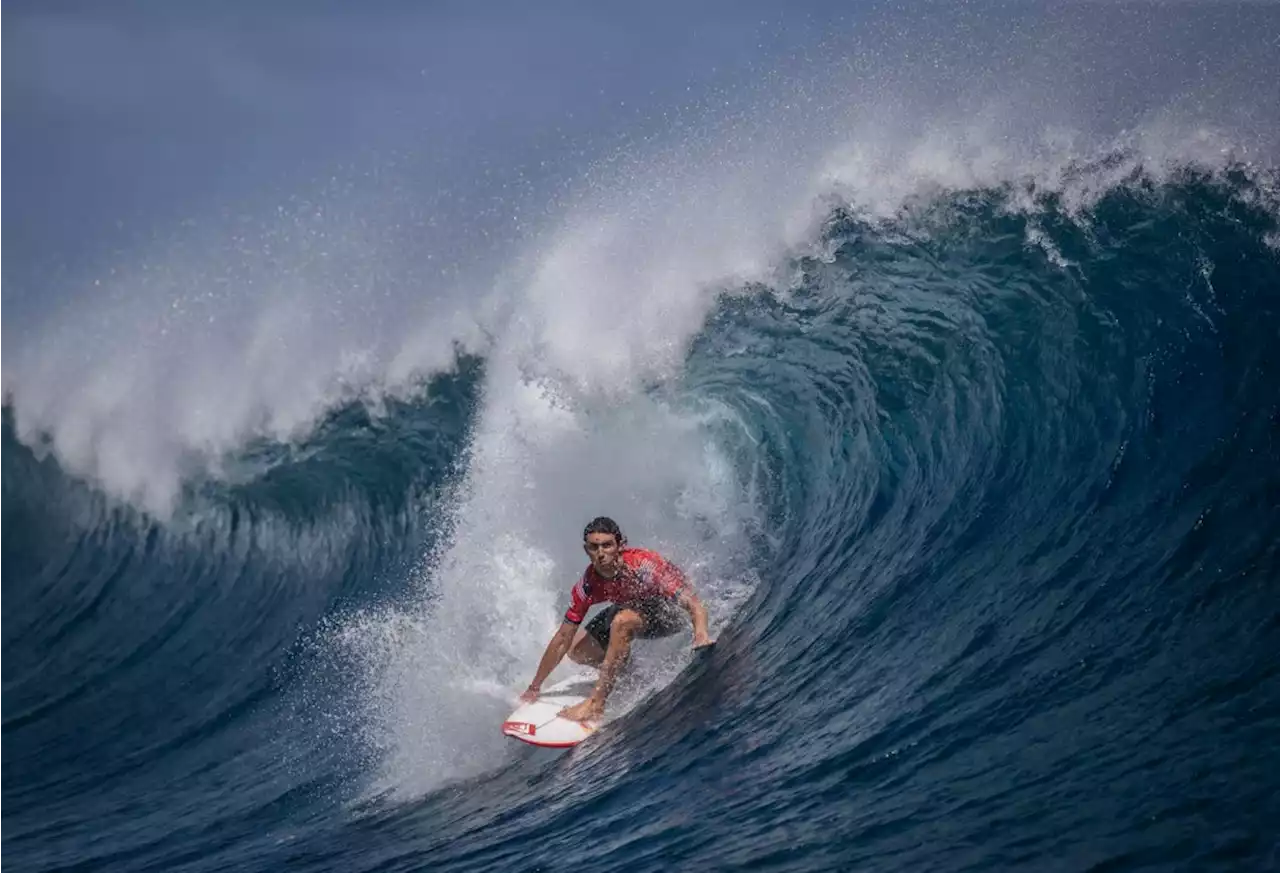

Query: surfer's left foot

[560,700,603,723]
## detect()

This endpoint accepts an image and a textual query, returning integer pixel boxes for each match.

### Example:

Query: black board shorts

[585,599,685,650]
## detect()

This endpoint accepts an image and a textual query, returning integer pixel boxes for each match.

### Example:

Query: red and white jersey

[563,548,688,624]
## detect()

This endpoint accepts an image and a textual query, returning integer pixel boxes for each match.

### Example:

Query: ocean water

[5,6,1280,872]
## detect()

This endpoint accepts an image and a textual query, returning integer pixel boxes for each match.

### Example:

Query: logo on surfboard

[502,721,536,737]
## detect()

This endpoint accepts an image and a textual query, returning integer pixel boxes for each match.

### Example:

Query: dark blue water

[5,160,1280,872]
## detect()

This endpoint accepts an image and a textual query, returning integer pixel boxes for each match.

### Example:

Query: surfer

[520,517,715,723]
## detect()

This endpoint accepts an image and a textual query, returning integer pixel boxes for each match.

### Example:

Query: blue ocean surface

[4,4,1280,872]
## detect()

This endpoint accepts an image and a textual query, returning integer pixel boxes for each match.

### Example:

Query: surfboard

[501,675,600,748]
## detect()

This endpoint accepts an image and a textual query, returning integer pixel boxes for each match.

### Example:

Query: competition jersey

[563,548,688,624]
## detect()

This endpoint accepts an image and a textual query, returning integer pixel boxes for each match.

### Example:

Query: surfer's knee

[610,609,644,637]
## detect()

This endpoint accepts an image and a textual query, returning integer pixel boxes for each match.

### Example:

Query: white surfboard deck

[502,675,600,748]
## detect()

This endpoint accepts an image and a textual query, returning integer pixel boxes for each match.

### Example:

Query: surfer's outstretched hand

[519,688,540,704]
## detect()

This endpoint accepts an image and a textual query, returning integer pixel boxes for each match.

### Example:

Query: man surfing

[520,517,715,724]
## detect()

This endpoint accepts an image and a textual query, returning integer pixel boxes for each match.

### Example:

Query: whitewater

[5,4,1280,871]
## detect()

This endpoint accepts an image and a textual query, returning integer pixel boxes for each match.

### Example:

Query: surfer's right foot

[560,699,603,723]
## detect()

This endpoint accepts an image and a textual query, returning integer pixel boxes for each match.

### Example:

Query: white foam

[4,240,491,516]
[356,353,758,796]
[6,86,1270,517]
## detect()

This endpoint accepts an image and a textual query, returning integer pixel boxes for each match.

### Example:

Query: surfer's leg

[594,608,644,699]
[562,608,643,723]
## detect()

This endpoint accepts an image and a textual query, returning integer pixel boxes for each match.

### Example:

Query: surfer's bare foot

[560,699,603,723]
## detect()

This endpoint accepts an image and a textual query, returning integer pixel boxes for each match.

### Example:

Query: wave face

[5,155,1279,871]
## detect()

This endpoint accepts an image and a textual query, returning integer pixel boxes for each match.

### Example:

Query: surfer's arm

[676,588,714,648]
[524,622,577,699]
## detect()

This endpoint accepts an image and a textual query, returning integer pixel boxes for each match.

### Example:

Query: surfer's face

[584,533,621,576]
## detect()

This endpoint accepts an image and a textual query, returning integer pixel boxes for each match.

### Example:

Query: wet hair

[583,516,626,546]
